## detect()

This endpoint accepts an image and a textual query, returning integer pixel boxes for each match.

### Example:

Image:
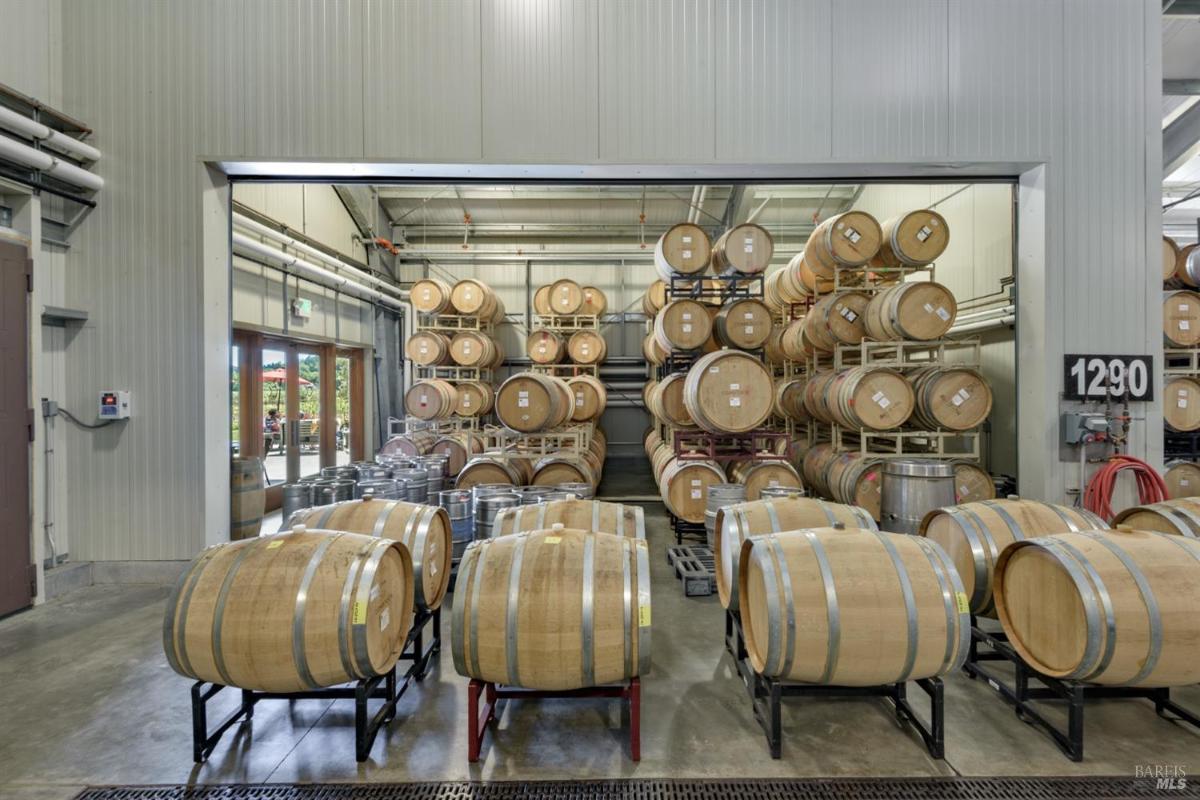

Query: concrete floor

[2,465,1198,797]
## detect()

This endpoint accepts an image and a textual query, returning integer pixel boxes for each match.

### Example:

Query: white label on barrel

[1182,320,1191,331]
[936,306,950,321]
[744,326,754,334]
[840,307,858,322]
[464,342,472,352]
[465,289,472,298]
[682,312,692,320]
[844,227,861,244]
[576,393,584,406]
[1180,398,1189,409]
[730,397,741,407]
[923,302,935,314]
[710,366,719,373]
[582,345,589,352]
[682,236,692,244]
[419,346,428,354]
[682,249,692,259]
[872,391,891,409]
[744,244,754,253]
[691,489,702,499]
[952,389,969,407]
[744,312,754,319]
[1181,304,1190,311]
[691,479,701,486]
[380,608,390,632]
[917,226,932,242]
[463,397,471,407]
[419,394,428,404]
[538,346,546,353]
[422,289,431,299]
[730,383,740,390]
[682,324,692,332]
[1183,479,1191,487]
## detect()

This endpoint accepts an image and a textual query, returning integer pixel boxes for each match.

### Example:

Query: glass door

[297,349,322,479]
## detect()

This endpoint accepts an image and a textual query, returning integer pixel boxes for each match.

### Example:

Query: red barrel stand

[467,678,641,762]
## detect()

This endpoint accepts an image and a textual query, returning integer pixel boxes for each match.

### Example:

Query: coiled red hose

[1083,455,1168,522]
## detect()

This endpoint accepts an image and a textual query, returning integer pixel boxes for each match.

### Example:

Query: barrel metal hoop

[635,538,652,675]
[581,535,597,687]
[634,505,646,539]
[1157,530,1200,562]
[592,501,602,532]
[855,504,879,531]
[371,500,402,539]
[872,531,919,683]
[763,499,782,532]
[536,503,548,530]
[980,501,1025,542]
[814,498,837,527]
[468,540,491,677]
[758,540,783,675]
[399,507,427,608]
[1046,503,1081,532]
[450,544,475,675]
[621,537,633,678]
[946,508,992,612]
[1084,533,1163,685]
[505,536,529,686]
[316,504,340,529]
[616,505,626,538]
[211,542,259,687]
[1039,538,1110,681]
[913,536,968,674]
[164,547,220,678]
[1155,508,1198,538]
[768,536,798,678]
[292,533,343,690]
[728,508,749,609]
[337,538,378,679]
[350,539,396,678]
[1077,507,1109,530]
[1165,505,1200,538]
[804,530,840,684]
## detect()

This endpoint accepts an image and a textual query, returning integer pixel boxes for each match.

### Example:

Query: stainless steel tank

[475,493,520,540]
[880,458,955,535]
[437,489,474,562]
[280,483,314,530]
[556,481,593,499]
[705,483,747,549]
[393,467,430,504]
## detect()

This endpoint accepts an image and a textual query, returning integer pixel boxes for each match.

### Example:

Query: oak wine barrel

[379,430,437,458]
[824,452,885,520]
[653,299,712,352]
[405,331,452,366]
[798,253,835,294]
[728,460,802,501]
[579,286,608,317]
[454,381,495,417]
[804,211,883,277]
[231,457,265,541]
[568,330,607,364]
[714,495,876,610]
[826,367,915,431]
[1165,376,1200,431]
[863,281,958,341]
[739,528,968,684]
[404,379,458,420]
[909,366,993,431]
[654,222,711,280]
[995,530,1200,687]
[429,432,486,477]
[163,528,414,692]
[1164,290,1200,347]
[450,279,505,321]
[1164,462,1200,499]
[531,452,598,490]
[952,461,995,504]
[1179,244,1200,288]
[456,456,523,489]
[642,333,668,366]
[496,372,573,432]
[1110,497,1200,537]
[527,329,566,364]
[567,375,607,422]
[800,442,840,495]
[493,499,645,539]
[647,372,695,428]
[919,499,1106,616]
[533,284,553,315]
[773,378,808,421]
[682,350,774,434]
[713,297,773,350]
[642,280,668,315]
[803,291,870,352]
[452,529,651,690]
[548,278,585,315]
[659,456,726,523]
[1163,235,1181,284]
[872,209,950,268]
[411,278,454,314]
[450,331,502,368]
[711,223,773,275]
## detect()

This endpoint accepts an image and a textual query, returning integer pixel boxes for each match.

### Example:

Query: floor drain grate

[73,777,1200,800]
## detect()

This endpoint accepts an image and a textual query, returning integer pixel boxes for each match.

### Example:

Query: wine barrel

[995,530,1200,686]
[548,278,584,315]
[568,330,608,364]
[231,457,265,541]
[450,331,501,368]
[713,298,773,350]
[683,350,774,434]
[642,332,668,365]
[773,378,808,421]
[411,278,454,314]
[493,499,645,539]
[739,528,968,684]
[1164,462,1200,499]
[450,279,504,321]
[455,381,495,417]
[531,452,597,490]
[798,253,835,294]
[1179,244,1200,288]
[654,222,711,280]
[765,256,813,310]
[909,366,993,431]
[872,210,950,268]
[653,299,712,352]
[496,372,573,432]
[379,430,437,458]
[863,281,958,341]
[714,496,877,610]
[430,432,486,477]
[405,379,458,420]
[451,529,651,690]
[800,442,839,495]
[712,223,774,276]
[919,499,1106,616]
[1165,376,1200,432]
[659,456,726,523]
[527,329,566,364]
[1164,290,1200,347]
[567,375,607,422]
[952,460,995,504]
[579,286,608,317]
[728,460,803,501]
[764,325,788,365]
[804,211,883,277]
[642,280,668,315]
[1111,497,1200,537]
[647,372,695,428]
[163,528,414,692]
[825,453,885,520]
[826,367,915,431]
[405,331,452,366]
[533,284,553,315]
[294,497,452,612]
[1163,236,1181,284]
[778,319,813,362]
[804,291,870,352]
[456,456,523,489]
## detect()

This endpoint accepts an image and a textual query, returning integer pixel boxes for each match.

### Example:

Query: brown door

[0,240,32,616]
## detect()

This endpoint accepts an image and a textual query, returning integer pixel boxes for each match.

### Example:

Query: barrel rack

[1165,430,1200,461]
[962,617,1200,762]
[532,313,599,331]
[467,677,641,762]
[530,363,599,377]
[414,365,494,383]
[725,609,945,760]
[189,606,441,763]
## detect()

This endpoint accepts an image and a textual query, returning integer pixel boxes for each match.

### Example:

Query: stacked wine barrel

[528,278,609,367]
[1161,235,1200,488]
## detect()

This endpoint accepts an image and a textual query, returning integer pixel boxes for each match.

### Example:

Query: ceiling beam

[1165,99,1200,176]
[1165,79,1200,95]
[1164,0,1200,13]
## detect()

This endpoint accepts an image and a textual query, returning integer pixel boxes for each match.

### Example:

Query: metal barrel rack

[190,606,441,763]
[725,609,945,760]
[467,677,641,762]
[962,617,1200,762]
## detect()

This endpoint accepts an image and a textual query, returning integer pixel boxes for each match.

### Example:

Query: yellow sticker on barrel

[352,601,367,625]
[266,540,284,549]
[638,605,651,627]
[955,592,970,614]
[544,536,562,544]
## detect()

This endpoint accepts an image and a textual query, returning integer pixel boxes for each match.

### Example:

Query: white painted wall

[0,0,1161,562]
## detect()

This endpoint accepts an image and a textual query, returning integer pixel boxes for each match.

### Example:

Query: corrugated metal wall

[28,0,1158,560]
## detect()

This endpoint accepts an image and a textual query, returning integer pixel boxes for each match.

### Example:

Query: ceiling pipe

[948,314,1015,335]
[232,232,408,311]
[0,105,101,162]
[0,131,103,192]
[693,186,708,225]
[234,213,405,298]
[685,185,700,224]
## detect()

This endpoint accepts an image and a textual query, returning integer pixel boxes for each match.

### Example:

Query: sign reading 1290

[1063,354,1153,401]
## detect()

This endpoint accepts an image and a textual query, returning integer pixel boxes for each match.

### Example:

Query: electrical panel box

[1061,411,1108,445]
[98,390,131,419]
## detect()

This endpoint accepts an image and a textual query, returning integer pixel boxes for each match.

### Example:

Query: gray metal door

[0,240,32,616]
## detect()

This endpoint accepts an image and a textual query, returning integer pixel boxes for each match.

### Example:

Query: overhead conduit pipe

[0,105,102,163]
[0,130,103,192]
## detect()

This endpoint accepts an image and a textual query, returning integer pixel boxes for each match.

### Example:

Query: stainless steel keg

[880,458,955,535]
[705,483,747,549]
[393,467,430,504]
[279,483,314,530]
[556,482,593,499]
[474,493,520,540]
[438,489,474,562]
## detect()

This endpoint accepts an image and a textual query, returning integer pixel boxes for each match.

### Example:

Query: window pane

[336,355,351,466]
[298,351,321,479]
[262,348,288,485]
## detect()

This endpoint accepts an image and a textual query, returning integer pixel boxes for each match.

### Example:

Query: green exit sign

[291,298,313,319]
